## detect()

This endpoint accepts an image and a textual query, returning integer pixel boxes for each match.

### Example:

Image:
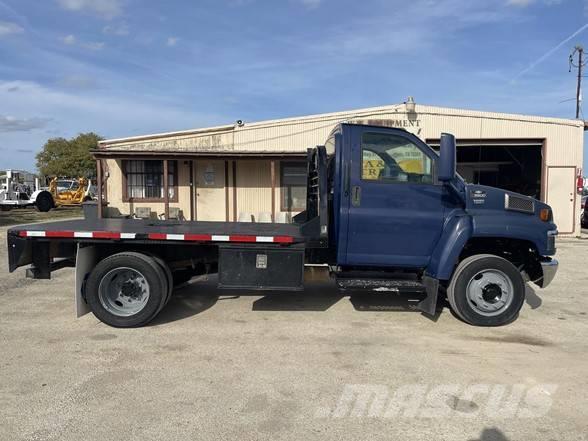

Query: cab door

[343,126,445,268]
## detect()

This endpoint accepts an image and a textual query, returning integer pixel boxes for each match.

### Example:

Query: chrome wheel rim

[98,267,150,317]
[466,269,514,317]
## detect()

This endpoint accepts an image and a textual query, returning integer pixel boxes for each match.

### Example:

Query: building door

[547,166,576,234]
[195,160,226,221]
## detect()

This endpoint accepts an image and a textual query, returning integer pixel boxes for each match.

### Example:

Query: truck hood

[464,184,552,219]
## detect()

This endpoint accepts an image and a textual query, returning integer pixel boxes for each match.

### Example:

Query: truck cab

[324,123,557,325]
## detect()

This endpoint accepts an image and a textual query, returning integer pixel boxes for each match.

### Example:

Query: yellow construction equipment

[48,177,92,207]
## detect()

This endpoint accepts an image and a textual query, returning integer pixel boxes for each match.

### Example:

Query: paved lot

[1,227,587,441]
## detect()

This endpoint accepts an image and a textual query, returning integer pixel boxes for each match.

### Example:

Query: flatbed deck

[8,218,303,244]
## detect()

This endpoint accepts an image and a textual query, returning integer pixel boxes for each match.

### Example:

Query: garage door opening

[428,139,544,200]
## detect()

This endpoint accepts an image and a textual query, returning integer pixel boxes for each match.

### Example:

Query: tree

[36,133,102,178]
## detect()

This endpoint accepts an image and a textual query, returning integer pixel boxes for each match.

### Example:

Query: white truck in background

[0,169,41,210]
[1,170,95,212]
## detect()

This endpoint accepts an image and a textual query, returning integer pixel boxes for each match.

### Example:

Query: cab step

[335,277,426,292]
[335,274,439,316]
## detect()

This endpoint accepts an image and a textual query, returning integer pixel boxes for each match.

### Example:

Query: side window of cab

[361,132,433,184]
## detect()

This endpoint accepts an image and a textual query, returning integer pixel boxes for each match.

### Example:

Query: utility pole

[569,45,586,119]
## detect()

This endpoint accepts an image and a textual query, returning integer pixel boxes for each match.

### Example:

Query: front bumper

[537,258,558,288]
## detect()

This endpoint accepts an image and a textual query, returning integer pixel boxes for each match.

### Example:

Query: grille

[505,194,534,214]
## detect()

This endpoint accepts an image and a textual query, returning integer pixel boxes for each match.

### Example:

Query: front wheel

[447,254,526,326]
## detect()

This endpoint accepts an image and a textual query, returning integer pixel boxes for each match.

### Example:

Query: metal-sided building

[94,102,585,235]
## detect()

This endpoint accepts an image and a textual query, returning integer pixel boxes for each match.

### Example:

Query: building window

[123,160,178,201]
[280,161,306,211]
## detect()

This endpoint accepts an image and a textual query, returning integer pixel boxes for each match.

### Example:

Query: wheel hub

[98,267,150,317]
[121,281,142,300]
[466,269,514,317]
[481,283,503,303]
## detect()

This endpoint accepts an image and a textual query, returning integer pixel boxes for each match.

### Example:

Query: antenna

[569,45,586,119]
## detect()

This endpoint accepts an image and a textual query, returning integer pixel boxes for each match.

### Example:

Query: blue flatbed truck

[6,123,558,327]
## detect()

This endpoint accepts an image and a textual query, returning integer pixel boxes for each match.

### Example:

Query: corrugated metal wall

[100,103,584,233]
[235,160,272,221]
[100,104,584,165]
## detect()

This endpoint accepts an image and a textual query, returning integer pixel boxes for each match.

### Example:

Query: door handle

[352,185,361,207]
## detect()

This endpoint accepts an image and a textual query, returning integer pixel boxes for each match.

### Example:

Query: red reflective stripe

[274,236,294,243]
[46,231,75,238]
[93,231,120,239]
[148,233,167,240]
[16,230,295,244]
[184,234,212,241]
[230,235,256,242]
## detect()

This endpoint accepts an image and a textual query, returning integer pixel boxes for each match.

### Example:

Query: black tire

[85,252,167,327]
[148,254,173,307]
[35,191,53,212]
[447,254,525,327]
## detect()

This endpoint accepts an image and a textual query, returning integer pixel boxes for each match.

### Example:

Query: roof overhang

[97,124,236,146]
[91,150,306,159]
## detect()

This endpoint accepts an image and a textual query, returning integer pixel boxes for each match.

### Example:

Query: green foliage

[36,133,102,178]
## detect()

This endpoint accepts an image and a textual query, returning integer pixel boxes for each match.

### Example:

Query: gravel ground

[0,226,587,441]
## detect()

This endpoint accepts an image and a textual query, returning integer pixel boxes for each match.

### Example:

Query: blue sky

[0,0,587,171]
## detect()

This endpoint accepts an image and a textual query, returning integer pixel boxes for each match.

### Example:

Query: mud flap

[418,275,439,316]
[75,245,96,317]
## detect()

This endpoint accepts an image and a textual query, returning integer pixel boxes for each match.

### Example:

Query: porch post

[96,159,103,219]
[270,160,276,222]
[224,160,230,221]
[163,159,169,220]
[232,160,237,222]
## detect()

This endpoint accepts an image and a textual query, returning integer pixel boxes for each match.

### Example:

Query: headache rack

[294,145,329,247]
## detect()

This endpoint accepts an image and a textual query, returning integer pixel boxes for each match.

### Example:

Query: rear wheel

[86,252,167,327]
[447,254,525,326]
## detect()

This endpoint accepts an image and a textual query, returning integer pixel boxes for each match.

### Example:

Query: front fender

[426,214,473,280]
[471,211,556,256]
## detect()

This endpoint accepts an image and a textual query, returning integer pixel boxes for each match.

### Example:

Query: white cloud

[59,75,99,90]
[300,0,321,8]
[81,41,105,50]
[62,34,76,45]
[167,36,179,47]
[0,79,228,169]
[56,0,123,18]
[305,0,540,59]
[0,21,24,37]
[0,115,51,133]
[506,0,564,6]
[60,34,104,50]
[103,22,129,36]
[507,0,534,6]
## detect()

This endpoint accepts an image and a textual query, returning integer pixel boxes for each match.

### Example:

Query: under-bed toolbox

[218,245,304,290]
